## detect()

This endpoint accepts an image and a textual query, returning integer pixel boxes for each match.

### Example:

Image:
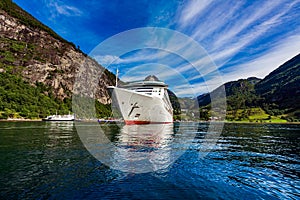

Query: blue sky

[13,0,300,96]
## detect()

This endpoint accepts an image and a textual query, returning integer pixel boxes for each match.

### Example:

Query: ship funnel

[144,75,159,81]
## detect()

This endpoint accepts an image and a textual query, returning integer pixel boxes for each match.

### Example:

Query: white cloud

[211,1,283,49]
[55,4,83,16]
[174,78,220,96]
[94,1,299,97]
[191,1,244,41]
[48,1,83,18]
[93,49,172,67]
[94,55,123,66]
[175,0,298,69]
[121,50,170,64]
[177,34,300,96]
[204,0,295,68]
[222,34,300,80]
[178,0,213,28]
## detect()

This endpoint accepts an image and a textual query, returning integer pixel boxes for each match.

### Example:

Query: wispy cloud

[190,1,244,41]
[120,63,173,82]
[188,34,300,95]
[102,0,299,97]
[54,3,83,16]
[47,0,83,18]
[221,34,300,80]
[211,1,283,49]
[175,0,299,78]
[94,55,123,66]
[13,0,299,98]
[178,0,213,28]
[173,75,223,96]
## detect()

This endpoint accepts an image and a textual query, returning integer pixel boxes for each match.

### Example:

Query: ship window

[137,90,152,92]
[135,87,154,95]
[136,87,153,90]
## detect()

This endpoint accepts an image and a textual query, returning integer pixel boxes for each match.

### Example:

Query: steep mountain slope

[198,77,261,110]
[0,0,115,118]
[197,54,300,120]
[255,54,300,111]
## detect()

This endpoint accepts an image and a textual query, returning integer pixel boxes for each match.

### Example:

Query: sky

[13,0,300,97]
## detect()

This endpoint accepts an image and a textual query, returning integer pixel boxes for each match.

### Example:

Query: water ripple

[0,122,299,199]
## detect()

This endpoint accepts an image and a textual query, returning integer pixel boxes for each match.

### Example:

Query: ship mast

[115,68,119,87]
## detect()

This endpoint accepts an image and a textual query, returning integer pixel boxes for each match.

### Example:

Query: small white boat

[42,113,75,121]
[108,75,173,125]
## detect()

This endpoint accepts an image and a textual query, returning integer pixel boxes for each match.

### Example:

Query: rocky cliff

[0,1,114,105]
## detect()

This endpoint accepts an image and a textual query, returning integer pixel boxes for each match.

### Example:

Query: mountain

[0,0,115,119]
[197,54,300,121]
[255,53,300,111]
[198,77,261,110]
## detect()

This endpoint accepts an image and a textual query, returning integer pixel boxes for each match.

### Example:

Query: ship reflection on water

[112,124,174,173]
[44,121,75,148]
[76,122,197,173]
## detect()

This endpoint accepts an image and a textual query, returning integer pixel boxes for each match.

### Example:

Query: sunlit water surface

[0,122,299,199]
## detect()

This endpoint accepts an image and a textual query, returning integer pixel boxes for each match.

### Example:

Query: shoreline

[0,118,42,122]
[223,120,300,125]
[0,118,299,124]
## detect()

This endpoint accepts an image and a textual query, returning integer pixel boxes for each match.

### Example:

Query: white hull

[43,114,75,121]
[110,87,173,124]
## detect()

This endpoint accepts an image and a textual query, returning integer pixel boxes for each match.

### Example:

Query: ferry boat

[42,113,75,121]
[108,75,173,125]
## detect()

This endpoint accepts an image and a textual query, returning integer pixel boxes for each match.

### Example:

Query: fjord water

[0,122,299,199]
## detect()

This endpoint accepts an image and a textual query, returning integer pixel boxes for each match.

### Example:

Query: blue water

[0,122,299,199]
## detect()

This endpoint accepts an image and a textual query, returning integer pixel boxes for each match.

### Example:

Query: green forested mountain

[198,54,300,121]
[0,73,68,119]
[255,54,300,111]
[198,77,261,110]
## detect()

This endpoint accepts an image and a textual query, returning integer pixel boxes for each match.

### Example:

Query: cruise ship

[108,75,173,125]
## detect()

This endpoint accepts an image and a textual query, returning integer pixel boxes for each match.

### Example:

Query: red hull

[125,120,173,125]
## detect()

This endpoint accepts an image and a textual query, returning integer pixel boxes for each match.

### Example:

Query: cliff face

[0,5,114,104]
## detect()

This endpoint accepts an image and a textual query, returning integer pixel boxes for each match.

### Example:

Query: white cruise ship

[108,75,173,125]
